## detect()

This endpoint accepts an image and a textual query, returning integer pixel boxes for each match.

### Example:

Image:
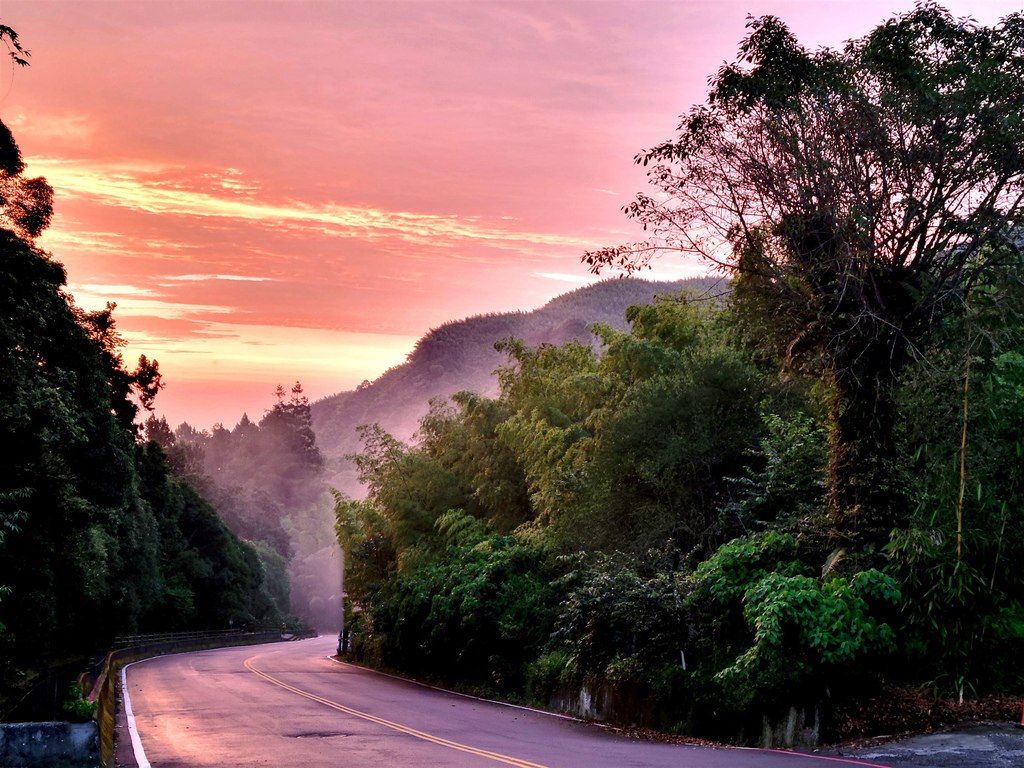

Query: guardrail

[92,626,317,767]
[113,625,289,648]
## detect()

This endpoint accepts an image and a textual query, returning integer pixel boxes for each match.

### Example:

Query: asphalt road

[119,635,889,768]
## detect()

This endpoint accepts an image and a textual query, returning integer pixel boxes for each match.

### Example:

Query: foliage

[721,411,827,535]
[61,683,97,722]
[724,571,898,681]
[77,302,163,434]
[551,553,684,675]
[335,273,1024,733]
[690,531,807,604]
[584,3,1024,545]
[689,532,899,709]
[352,510,554,692]
[888,273,1024,697]
[135,441,280,630]
[0,113,52,240]
[147,382,338,629]
[0,100,281,701]
[310,276,720,485]
[0,223,159,667]
[330,6,1024,735]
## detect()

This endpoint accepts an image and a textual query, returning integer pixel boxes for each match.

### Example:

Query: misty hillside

[311,276,722,494]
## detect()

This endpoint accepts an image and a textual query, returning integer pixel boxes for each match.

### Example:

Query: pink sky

[3,1,1021,429]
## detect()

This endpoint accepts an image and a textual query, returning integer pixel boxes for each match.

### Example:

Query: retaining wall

[0,721,99,767]
[547,678,819,749]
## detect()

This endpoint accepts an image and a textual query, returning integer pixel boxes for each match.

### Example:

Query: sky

[3,0,1022,429]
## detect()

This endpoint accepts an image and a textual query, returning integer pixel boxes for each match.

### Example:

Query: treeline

[145,385,341,630]
[0,120,280,707]
[336,286,1024,742]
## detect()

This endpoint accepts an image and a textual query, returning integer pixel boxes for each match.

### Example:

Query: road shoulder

[817,723,1024,767]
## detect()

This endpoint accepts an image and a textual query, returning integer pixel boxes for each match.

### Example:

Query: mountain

[311,276,723,495]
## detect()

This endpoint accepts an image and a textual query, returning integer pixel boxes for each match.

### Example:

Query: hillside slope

[311,276,722,494]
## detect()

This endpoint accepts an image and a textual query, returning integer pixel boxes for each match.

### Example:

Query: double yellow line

[243,656,552,768]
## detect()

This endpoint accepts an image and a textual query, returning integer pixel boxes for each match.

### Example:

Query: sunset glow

[4,0,1020,428]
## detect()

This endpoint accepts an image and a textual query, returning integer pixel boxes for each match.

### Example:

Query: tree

[77,302,163,433]
[584,3,1024,544]
[0,24,52,242]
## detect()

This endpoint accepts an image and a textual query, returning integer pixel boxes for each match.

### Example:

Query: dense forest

[332,4,1024,744]
[0,42,282,711]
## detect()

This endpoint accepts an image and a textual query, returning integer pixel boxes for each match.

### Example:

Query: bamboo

[957,328,970,563]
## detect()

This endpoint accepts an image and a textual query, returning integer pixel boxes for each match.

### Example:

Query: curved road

[120,636,888,768]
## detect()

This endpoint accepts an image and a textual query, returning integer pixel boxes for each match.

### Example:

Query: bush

[689,533,899,711]
[551,553,685,675]
[360,512,555,693]
[526,649,578,705]
[61,683,96,722]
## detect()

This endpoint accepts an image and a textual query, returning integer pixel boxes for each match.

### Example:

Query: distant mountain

[311,276,723,495]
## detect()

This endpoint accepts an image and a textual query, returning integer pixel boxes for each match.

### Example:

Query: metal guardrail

[113,626,286,648]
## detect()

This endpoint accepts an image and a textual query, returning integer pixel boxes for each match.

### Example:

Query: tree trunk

[824,341,909,549]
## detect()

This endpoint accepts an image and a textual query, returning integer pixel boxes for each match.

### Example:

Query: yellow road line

[244,655,552,768]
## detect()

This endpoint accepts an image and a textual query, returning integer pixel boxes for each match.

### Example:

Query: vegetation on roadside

[0,89,281,714]
[144,383,340,630]
[333,3,1024,744]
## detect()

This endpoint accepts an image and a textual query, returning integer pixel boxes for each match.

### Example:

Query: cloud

[6,112,99,149]
[65,280,235,321]
[534,272,600,285]
[27,157,592,258]
[164,274,274,283]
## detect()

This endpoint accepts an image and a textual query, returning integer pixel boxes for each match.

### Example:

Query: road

[120,635,889,768]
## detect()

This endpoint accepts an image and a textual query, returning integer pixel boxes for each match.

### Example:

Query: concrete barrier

[0,720,99,767]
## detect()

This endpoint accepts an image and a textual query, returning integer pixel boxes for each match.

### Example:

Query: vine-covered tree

[584,3,1024,544]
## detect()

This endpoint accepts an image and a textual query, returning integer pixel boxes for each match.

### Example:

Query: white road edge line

[326,654,601,725]
[118,638,317,768]
[120,659,152,768]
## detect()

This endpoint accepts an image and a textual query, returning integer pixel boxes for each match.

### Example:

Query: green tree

[0,37,53,242]
[352,510,554,691]
[0,228,168,666]
[76,302,163,434]
[584,3,1024,545]
[135,441,279,630]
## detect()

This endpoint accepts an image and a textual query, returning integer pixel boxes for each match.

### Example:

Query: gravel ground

[817,723,1024,767]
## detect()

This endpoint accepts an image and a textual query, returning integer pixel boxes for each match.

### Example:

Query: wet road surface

[121,635,888,767]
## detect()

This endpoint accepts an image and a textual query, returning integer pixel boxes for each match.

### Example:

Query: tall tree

[0,25,51,242]
[584,3,1024,544]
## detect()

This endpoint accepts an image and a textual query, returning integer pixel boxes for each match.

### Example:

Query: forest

[311,275,720,494]
[332,4,1024,743]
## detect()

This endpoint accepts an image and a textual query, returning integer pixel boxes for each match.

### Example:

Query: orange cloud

[29,157,590,258]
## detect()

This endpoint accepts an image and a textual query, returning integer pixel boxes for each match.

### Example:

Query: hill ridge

[311,276,721,494]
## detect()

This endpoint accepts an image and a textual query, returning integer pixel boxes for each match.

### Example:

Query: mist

[146,383,343,632]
